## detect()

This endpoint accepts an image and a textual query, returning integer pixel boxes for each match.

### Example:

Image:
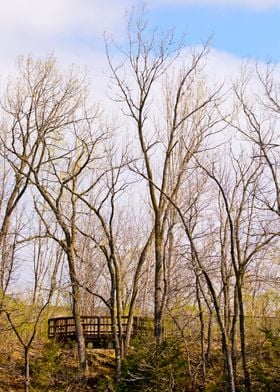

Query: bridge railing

[48,315,148,341]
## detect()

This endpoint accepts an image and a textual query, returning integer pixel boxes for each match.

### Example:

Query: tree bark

[24,346,30,392]
[67,246,87,374]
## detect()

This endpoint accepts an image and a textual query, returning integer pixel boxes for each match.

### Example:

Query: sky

[2,0,279,288]
[0,0,280,95]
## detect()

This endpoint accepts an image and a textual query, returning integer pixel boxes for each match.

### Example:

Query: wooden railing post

[97,316,100,338]
[133,316,138,337]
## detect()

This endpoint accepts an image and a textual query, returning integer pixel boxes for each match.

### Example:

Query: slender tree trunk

[221,332,236,392]
[115,262,124,361]
[230,286,238,383]
[202,270,235,392]
[110,283,122,384]
[67,248,87,374]
[206,311,213,363]
[124,303,134,355]
[207,283,235,391]
[113,319,122,384]
[237,277,251,391]
[124,231,153,354]
[154,218,164,342]
[24,346,30,392]
[196,277,206,387]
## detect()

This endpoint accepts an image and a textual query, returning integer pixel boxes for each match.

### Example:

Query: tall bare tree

[106,9,223,341]
[3,215,61,392]
[0,55,104,374]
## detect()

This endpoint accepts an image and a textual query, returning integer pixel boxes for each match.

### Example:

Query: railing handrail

[48,315,145,340]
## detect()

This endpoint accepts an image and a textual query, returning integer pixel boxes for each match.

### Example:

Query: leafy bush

[251,328,280,391]
[119,337,191,392]
[30,341,65,391]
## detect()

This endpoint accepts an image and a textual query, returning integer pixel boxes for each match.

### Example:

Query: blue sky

[149,5,280,61]
[0,0,279,90]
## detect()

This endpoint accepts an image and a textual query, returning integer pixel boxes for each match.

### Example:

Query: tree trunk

[230,286,238,384]
[206,311,213,363]
[24,346,30,392]
[110,288,122,384]
[237,278,251,391]
[124,232,153,354]
[196,279,206,386]
[221,332,236,392]
[67,249,87,374]
[154,222,164,342]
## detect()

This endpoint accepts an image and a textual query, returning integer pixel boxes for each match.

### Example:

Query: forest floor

[0,343,115,391]
[0,333,279,391]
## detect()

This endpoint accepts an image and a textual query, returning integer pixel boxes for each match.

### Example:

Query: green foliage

[30,341,65,391]
[251,327,280,391]
[118,337,191,392]
[93,375,116,392]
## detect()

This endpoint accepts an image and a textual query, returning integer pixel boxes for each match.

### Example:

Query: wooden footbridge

[48,314,279,348]
[48,315,151,347]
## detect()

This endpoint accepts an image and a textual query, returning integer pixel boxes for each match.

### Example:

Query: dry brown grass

[0,337,115,391]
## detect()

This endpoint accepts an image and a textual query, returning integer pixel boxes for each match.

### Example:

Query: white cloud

[206,49,245,80]
[0,0,133,85]
[0,0,131,36]
[0,0,277,105]
[150,0,280,10]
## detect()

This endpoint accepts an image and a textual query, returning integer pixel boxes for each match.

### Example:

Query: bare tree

[70,143,131,382]
[194,147,276,391]
[0,55,104,374]
[0,104,32,304]
[3,220,61,392]
[106,8,223,342]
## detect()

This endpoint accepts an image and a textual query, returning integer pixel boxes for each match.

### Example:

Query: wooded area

[0,11,279,392]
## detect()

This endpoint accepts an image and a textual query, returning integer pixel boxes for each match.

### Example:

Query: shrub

[251,327,280,391]
[119,337,191,392]
[30,341,65,391]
